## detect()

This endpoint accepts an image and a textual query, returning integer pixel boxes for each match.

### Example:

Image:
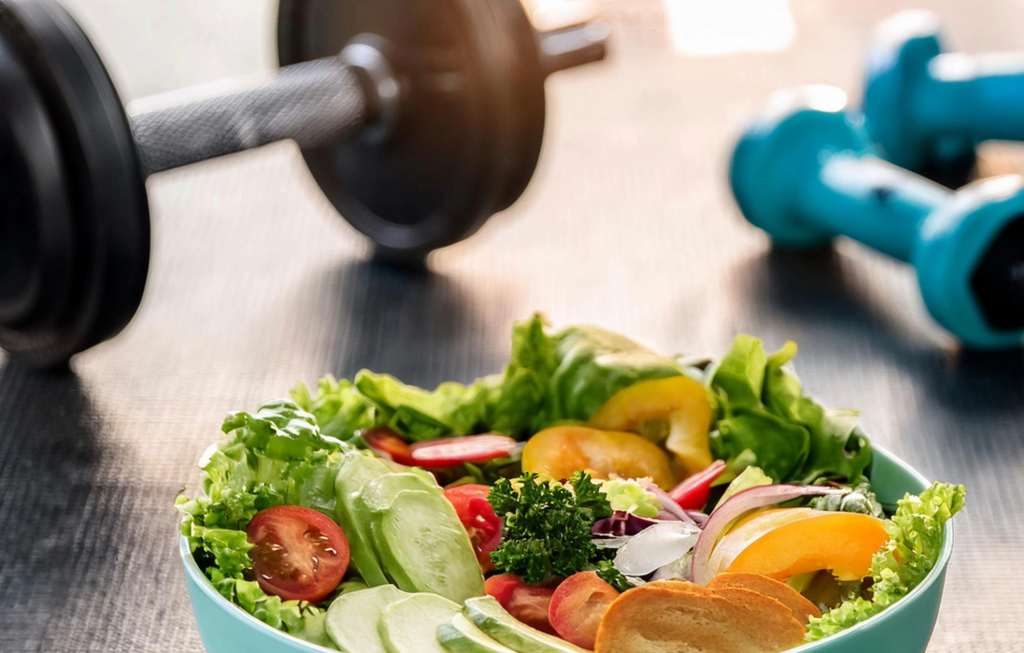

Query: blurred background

[2,0,1023,651]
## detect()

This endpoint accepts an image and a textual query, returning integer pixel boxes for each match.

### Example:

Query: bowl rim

[179,444,955,653]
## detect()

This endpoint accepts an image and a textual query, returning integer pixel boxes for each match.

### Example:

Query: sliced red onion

[689,484,846,585]
[594,511,673,537]
[646,484,697,525]
[614,521,702,577]
[686,510,709,527]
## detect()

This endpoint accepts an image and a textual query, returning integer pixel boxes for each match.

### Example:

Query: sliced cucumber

[379,594,462,653]
[377,490,485,602]
[438,614,518,653]
[464,597,588,653]
[359,473,441,513]
[334,452,391,586]
[325,584,408,653]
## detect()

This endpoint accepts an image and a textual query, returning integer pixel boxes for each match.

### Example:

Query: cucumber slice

[334,452,391,586]
[325,585,409,653]
[359,473,441,513]
[438,614,518,653]
[377,491,485,602]
[464,597,588,653]
[379,594,462,653]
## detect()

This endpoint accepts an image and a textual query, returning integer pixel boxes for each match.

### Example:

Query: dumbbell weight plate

[278,0,546,256]
[0,0,149,368]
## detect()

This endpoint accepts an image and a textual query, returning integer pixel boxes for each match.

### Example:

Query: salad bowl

[180,445,954,653]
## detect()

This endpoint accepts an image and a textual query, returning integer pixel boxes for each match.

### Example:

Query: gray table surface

[2,0,1023,651]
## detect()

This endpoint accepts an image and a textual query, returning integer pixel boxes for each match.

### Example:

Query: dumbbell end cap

[730,86,868,248]
[864,10,975,180]
[916,176,1024,349]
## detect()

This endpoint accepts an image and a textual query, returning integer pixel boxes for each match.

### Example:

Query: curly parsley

[488,472,613,584]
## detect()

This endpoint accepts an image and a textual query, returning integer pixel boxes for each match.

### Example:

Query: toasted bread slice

[595,584,806,653]
[710,572,822,625]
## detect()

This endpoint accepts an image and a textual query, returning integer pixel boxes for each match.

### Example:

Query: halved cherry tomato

[668,460,727,511]
[246,505,350,603]
[548,571,619,649]
[444,484,502,572]
[362,427,416,465]
[410,434,517,468]
[485,574,558,635]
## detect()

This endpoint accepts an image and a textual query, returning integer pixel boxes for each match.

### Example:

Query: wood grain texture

[2,0,1023,651]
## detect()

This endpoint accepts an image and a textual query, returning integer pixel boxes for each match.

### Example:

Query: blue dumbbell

[730,85,1024,349]
[865,10,1024,184]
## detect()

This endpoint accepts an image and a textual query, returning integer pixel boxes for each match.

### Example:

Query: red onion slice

[689,484,846,585]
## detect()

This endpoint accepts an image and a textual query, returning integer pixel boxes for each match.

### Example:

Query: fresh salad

[177,315,965,653]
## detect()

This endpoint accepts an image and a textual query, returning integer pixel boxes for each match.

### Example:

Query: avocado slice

[438,614,518,653]
[334,452,391,586]
[380,594,462,653]
[464,597,588,653]
[375,490,485,602]
[325,584,409,653]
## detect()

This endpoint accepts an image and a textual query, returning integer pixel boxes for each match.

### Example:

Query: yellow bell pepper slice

[522,426,676,489]
[588,376,713,479]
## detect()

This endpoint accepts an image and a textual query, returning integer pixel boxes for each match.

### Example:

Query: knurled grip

[130,57,369,176]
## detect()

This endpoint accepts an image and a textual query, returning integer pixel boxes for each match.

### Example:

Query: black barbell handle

[130,55,376,177]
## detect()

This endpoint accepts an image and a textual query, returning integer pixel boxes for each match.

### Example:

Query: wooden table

[2,0,1021,650]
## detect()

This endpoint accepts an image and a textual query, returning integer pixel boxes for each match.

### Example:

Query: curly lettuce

[708,336,872,484]
[176,399,347,649]
[805,482,966,642]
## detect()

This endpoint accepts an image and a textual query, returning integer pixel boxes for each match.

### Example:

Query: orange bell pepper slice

[588,376,713,479]
[522,426,675,489]
[725,512,890,582]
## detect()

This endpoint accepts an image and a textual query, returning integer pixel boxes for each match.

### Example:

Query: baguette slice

[595,583,805,653]
[710,572,822,625]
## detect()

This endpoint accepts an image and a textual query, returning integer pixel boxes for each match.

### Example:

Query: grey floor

[2,0,1023,651]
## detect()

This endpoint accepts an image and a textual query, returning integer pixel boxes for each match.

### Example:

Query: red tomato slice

[548,571,619,649]
[410,434,517,467]
[669,460,727,511]
[246,505,350,603]
[485,574,558,635]
[444,485,502,572]
[362,427,417,466]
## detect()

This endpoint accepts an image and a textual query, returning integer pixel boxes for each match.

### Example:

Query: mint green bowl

[179,446,954,653]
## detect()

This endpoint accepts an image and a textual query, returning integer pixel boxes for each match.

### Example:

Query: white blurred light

[663,0,797,57]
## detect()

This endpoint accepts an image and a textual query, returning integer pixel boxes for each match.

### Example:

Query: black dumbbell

[0,0,608,368]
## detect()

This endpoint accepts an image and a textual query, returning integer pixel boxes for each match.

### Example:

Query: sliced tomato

[444,485,502,572]
[410,434,517,468]
[362,427,416,466]
[668,460,727,511]
[548,571,619,649]
[246,505,350,603]
[485,574,558,635]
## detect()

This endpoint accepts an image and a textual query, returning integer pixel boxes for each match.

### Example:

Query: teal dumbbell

[730,85,1024,349]
[865,10,1024,184]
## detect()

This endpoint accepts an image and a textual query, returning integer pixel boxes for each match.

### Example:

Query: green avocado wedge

[375,490,485,602]
[325,584,409,653]
[464,597,588,653]
[334,452,391,586]
[438,614,518,653]
[380,594,462,653]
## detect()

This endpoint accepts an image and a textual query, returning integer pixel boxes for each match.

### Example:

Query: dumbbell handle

[799,153,950,262]
[912,53,1024,144]
[130,56,373,176]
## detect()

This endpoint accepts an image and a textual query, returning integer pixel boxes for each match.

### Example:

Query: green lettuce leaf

[601,479,661,518]
[291,375,375,444]
[717,466,773,507]
[805,482,965,642]
[708,337,871,484]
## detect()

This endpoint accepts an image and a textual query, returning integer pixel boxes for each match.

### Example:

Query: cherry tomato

[484,574,558,635]
[410,434,518,468]
[444,485,502,572]
[548,571,619,649]
[362,427,416,466]
[246,505,350,603]
[668,460,727,511]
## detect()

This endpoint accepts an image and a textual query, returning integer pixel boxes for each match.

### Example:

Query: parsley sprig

[488,472,613,584]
